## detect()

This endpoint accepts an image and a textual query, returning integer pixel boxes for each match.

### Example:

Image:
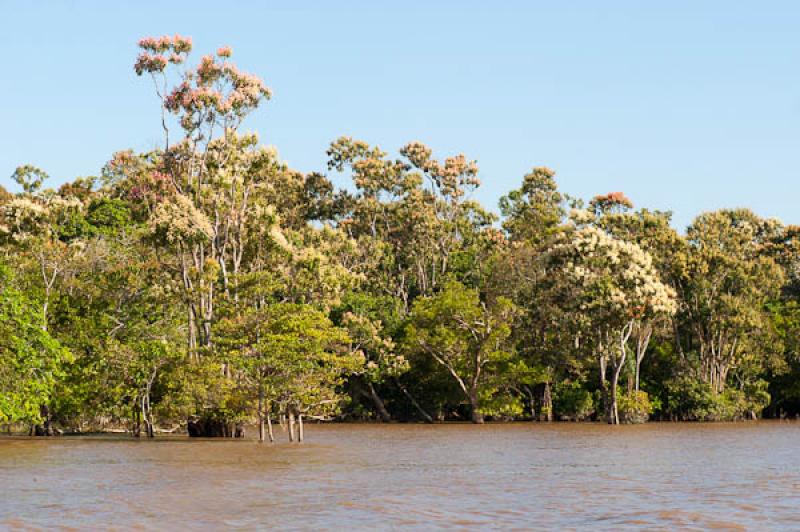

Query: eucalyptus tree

[134,35,274,354]
[587,194,686,392]
[496,167,571,419]
[680,210,784,397]
[1,167,86,331]
[326,137,495,311]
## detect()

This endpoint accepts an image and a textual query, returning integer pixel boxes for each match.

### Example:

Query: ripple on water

[0,422,799,529]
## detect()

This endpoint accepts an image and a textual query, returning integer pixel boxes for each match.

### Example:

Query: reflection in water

[1,422,799,529]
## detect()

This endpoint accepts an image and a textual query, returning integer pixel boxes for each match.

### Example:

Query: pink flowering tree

[134,35,276,355]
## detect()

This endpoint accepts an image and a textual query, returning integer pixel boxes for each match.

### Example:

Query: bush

[618,390,654,423]
[665,377,771,421]
[554,382,594,421]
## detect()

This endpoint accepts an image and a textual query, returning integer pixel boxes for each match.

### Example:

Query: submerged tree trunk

[297,413,304,442]
[258,386,265,443]
[288,411,296,442]
[539,382,553,422]
[469,389,484,424]
[267,413,274,443]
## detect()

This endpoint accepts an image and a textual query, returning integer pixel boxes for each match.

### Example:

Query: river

[1,422,799,530]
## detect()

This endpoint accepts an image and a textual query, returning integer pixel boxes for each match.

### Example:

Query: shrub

[618,390,654,424]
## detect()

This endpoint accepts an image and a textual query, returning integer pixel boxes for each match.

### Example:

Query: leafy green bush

[618,389,653,423]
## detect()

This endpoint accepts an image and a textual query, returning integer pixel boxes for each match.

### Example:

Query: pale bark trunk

[267,414,274,443]
[297,414,304,442]
[540,382,553,422]
[258,386,265,443]
[609,368,620,425]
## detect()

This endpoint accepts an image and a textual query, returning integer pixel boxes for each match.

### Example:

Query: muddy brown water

[1,422,799,530]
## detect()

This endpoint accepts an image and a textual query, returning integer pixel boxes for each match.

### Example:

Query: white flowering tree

[549,214,677,424]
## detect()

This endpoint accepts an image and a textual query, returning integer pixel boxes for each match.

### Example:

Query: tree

[403,281,518,423]
[547,215,677,424]
[340,303,409,422]
[135,35,273,354]
[216,303,361,442]
[679,210,783,397]
[496,167,571,419]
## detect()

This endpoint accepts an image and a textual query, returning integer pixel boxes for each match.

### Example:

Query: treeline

[1,35,799,438]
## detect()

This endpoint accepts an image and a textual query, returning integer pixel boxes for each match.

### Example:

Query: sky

[1,1,798,230]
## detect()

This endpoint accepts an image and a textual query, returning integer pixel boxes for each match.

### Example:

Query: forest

[2,35,800,440]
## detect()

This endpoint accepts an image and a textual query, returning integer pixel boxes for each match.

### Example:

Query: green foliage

[86,198,133,234]
[11,165,49,194]
[0,264,72,424]
[665,376,770,421]
[617,390,654,424]
[553,382,595,421]
[216,302,361,420]
[404,281,518,422]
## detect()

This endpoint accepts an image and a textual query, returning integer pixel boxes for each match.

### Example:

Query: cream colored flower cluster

[2,198,48,240]
[556,225,677,318]
[149,194,213,244]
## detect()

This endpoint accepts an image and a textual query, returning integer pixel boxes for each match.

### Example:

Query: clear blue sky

[2,1,798,229]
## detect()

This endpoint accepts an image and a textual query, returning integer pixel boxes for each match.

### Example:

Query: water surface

[1,422,799,530]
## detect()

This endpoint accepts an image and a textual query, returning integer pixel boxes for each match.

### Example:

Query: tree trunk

[609,369,620,425]
[288,411,295,442]
[33,404,54,436]
[539,382,553,422]
[258,387,265,443]
[366,381,391,422]
[267,413,274,443]
[133,404,141,438]
[142,394,155,438]
[395,378,434,423]
[469,389,484,424]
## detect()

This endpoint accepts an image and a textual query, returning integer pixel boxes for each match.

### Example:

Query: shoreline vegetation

[2,34,800,442]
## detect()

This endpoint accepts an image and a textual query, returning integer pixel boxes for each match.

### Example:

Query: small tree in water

[216,303,362,442]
